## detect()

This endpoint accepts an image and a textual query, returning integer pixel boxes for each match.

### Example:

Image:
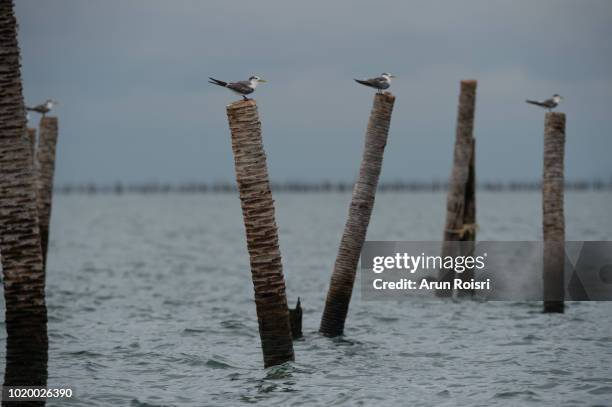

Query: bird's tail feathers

[354,79,368,86]
[208,77,227,87]
[526,99,543,106]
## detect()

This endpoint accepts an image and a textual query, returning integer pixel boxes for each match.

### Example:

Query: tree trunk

[438,80,477,297]
[0,0,48,398]
[36,117,58,269]
[542,112,565,313]
[320,92,395,337]
[225,99,294,368]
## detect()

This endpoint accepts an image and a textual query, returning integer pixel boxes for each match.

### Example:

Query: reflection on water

[0,192,611,406]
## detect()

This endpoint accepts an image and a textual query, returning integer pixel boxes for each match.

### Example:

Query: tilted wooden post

[225,99,294,367]
[36,116,59,268]
[542,112,565,313]
[0,0,48,390]
[320,92,395,337]
[438,80,477,297]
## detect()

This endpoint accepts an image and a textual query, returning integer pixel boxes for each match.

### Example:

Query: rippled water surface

[1,191,611,406]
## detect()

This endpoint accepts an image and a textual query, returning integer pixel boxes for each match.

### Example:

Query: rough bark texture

[226,99,294,368]
[542,112,565,313]
[457,137,476,295]
[438,80,477,297]
[26,127,36,163]
[320,92,395,337]
[36,117,58,268]
[0,0,48,400]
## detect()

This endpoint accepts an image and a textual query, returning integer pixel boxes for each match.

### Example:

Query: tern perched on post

[354,73,396,93]
[526,94,563,112]
[208,75,267,100]
[26,99,58,116]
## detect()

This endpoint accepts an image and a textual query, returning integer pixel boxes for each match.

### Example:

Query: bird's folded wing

[365,78,384,87]
[226,81,252,94]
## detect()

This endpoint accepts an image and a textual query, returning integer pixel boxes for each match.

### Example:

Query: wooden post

[36,116,58,269]
[289,298,303,339]
[226,99,294,367]
[457,137,477,295]
[438,80,477,297]
[543,112,565,313]
[26,127,36,161]
[0,0,48,391]
[320,92,395,337]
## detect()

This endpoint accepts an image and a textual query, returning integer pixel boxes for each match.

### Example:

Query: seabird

[26,99,58,116]
[208,75,267,100]
[354,73,396,93]
[526,94,563,112]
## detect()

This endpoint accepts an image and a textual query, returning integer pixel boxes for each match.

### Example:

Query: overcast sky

[15,0,612,185]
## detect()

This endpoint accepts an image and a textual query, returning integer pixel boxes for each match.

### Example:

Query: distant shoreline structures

[54,180,612,194]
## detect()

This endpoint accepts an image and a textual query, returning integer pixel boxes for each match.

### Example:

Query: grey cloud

[15,0,612,184]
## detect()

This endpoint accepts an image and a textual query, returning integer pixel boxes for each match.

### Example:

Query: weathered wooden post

[289,298,303,339]
[463,138,476,244]
[320,92,395,337]
[26,127,36,160]
[0,0,48,393]
[36,116,59,268]
[542,112,566,313]
[225,99,294,367]
[457,137,477,295]
[438,80,477,297]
